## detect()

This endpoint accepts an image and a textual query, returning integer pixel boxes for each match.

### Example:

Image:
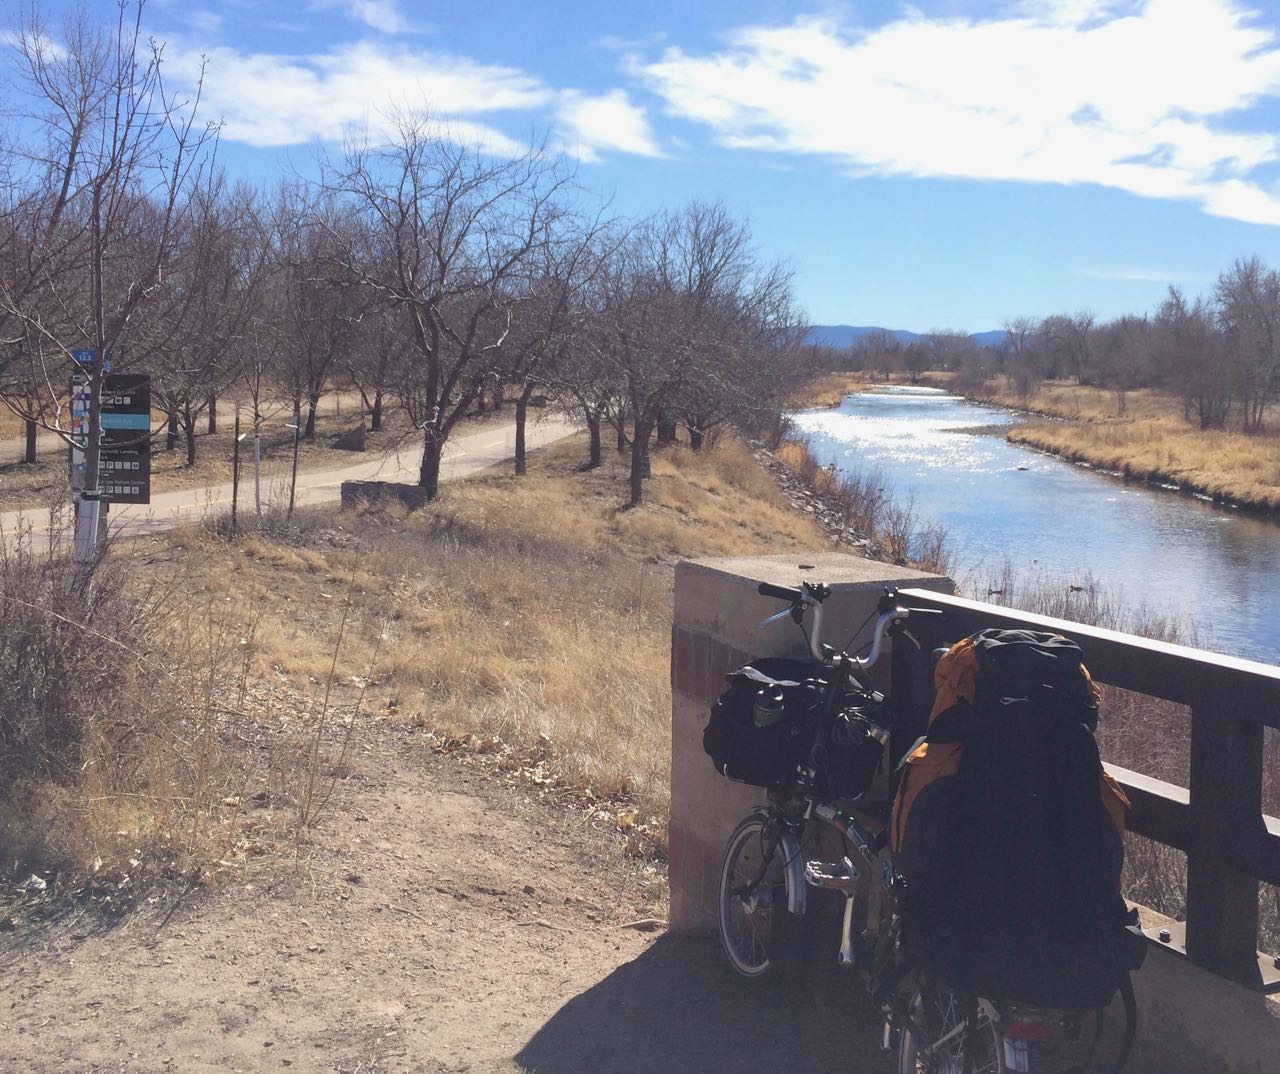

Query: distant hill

[805,325,1007,349]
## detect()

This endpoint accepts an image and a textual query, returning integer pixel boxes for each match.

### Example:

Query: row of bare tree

[0,3,809,518]
[825,259,1280,434]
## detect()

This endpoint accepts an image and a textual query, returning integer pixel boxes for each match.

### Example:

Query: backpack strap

[1111,971,1138,1074]
[960,989,978,1074]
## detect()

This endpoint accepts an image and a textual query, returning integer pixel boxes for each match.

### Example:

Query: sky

[8,0,1280,333]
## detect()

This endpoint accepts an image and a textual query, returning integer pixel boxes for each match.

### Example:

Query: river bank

[927,375,1280,515]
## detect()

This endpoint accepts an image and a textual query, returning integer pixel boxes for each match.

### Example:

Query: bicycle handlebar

[757,581,942,670]
[757,581,803,602]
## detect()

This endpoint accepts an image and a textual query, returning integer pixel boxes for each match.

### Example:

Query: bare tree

[321,116,570,497]
[1094,315,1150,415]
[600,201,800,505]
[0,2,217,562]
[1215,256,1279,434]
[1156,287,1231,430]
[1002,316,1044,398]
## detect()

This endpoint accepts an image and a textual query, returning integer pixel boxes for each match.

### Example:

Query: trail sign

[69,372,151,504]
[71,348,110,371]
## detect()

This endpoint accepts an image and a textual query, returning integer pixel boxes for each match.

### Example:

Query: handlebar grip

[757,581,804,602]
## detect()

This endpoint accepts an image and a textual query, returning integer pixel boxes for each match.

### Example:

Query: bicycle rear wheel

[717,814,792,980]
[897,983,1008,1074]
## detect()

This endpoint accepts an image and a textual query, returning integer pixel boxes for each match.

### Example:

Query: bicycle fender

[750,807,806,917]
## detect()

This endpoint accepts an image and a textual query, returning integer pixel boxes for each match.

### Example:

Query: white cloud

[170,38,660,162]
[635,0,1280,224]
[556,89,661,161]
[342,0,410,34]
[179,41,550,148]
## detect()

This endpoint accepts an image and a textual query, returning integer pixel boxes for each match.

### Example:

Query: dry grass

[945,377,1280,512]
[160,434,832,856]
[975,377,1177,423]
[1008,418,1280,512]
[0,513,378,908]
[799,373,873,409]
[774,438,953,574]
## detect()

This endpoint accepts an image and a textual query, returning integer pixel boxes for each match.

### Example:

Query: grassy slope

[167,434,833,853]
[946,377,1280,513]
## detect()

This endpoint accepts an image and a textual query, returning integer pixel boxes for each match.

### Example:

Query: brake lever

[759,607,795,629]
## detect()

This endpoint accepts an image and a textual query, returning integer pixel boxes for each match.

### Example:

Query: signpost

[70,370,151,506]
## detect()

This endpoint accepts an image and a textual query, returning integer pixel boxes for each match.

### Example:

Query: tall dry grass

[798,373,873,409]
[951,377,1280,512]
[174,435,832,856]
[0,519,373,908]
[1008,418,1280,512]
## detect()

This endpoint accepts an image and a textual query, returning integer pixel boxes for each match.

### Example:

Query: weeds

[773,437,953,574]
[0,515,377,912]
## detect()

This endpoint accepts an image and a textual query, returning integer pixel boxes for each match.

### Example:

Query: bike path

[0,414,578,552]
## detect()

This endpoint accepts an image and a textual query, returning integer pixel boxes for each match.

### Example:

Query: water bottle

[752,689,786,728]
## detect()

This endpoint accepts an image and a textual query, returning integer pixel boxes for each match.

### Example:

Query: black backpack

[897,630,1145,1017]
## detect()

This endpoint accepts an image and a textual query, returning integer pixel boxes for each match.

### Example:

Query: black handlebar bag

[703,658,821,789]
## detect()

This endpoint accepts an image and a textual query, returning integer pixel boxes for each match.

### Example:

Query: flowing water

[791,386,1280,665]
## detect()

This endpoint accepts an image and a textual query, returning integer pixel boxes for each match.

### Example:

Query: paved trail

[0,414,578,551]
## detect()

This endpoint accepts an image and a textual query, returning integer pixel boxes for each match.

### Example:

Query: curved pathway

[0,413,579,552]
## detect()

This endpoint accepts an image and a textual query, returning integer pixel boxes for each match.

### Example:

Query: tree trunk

[207,396,217,434]
[166,411,178,451]
[656,413,677,447]
[628,422,653,507]
[585,406,602,469]
[476,390,488,415]
[23,418,37,464]
[184,403,197,467]
[514,384,533,476]
[371,390,383,432]
[418,432,443,499]
[493,383,504,412]
[304,393,319,438]
[616,416,628,453]
[688,426,705,451]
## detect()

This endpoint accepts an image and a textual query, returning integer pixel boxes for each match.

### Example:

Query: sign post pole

[231,406,241,537]
[70,349,98,568]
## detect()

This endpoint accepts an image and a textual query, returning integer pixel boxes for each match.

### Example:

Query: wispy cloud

[324,0,412,34]
[175,41,547,148]
[557,89,661,161]
[634,0,1280,225]
[166,36,661,162]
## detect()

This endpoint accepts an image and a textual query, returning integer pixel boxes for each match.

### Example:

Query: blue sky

[10,0,1280,332]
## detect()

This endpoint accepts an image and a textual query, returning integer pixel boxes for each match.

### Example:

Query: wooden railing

[895,587,1280,992]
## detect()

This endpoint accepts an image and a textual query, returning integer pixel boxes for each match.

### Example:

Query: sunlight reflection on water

[792,386,1280,664]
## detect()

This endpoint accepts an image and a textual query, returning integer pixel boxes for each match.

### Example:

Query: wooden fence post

[1186,703,1263,987]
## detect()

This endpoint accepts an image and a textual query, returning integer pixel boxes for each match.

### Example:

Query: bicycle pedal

[804,859,859,891]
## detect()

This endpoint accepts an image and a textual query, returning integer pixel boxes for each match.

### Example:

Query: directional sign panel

[69,373,151,504]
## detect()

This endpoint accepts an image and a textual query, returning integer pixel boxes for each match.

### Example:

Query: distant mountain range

[805,325,1008,349]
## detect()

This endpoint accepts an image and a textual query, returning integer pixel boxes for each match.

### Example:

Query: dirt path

[0,413,578,553]
[1,723,891,1074]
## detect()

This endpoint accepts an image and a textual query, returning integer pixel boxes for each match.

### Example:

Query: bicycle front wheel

[897,983,1008,1074]
[717,814,792,980]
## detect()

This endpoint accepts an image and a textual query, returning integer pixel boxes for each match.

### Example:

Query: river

[790,386,1280,665]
